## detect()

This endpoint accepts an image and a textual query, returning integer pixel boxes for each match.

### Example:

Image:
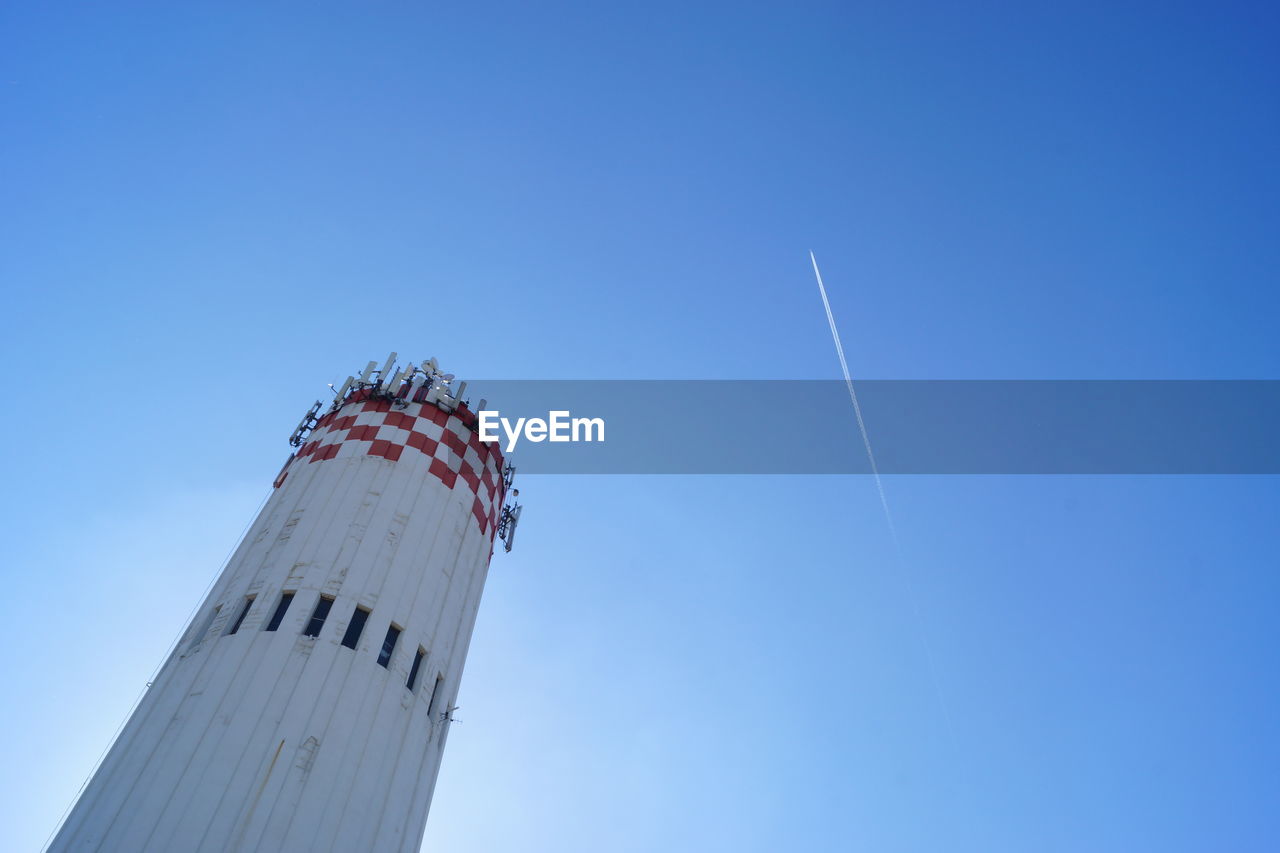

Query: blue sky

[3,2,1278,851]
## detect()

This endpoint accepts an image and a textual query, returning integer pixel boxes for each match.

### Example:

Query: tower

[49,355,520,853]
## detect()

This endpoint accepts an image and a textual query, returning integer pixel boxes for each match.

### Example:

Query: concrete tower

[49,355,519,853]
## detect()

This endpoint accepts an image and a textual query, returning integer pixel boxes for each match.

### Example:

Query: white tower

[49,355,519,853]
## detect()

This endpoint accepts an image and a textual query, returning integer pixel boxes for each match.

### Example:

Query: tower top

[284,353,522,553]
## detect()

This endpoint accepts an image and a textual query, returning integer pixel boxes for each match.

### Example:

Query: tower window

[225,596,255,636]
[341,606,371,650]
[264,592,295,632]
[377,624,401,668]
[427,674,445,718]
[406,647,426,691]
[303,595,334,638]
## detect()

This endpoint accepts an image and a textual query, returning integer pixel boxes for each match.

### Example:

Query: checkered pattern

[281,388,507,540]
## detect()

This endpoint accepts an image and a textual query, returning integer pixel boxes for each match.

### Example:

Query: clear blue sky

[3,2,1278,851]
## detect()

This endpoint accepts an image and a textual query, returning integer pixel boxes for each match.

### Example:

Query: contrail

[810,250,897,544]
[810,251,957,746]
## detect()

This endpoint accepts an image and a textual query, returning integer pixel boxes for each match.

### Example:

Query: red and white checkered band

[282,389,507,541]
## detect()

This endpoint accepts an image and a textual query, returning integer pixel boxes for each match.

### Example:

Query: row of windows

[196,592,444,705]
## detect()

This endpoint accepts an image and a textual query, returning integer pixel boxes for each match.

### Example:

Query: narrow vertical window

[188,604,221,651]
[264,592,295,632]
[427,674,445,717]
[377,624,401,668]
[303,595,334,638]
[406,647,426,691]
[225,595,255,636]
[341,606,371,649]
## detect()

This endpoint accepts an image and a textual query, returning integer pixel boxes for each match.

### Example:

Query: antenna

[289,400,323,447]
[498,504,522,553]
[357,361,377,384]
[380,366,405,395]
[378,352,398,382]
[330,376,354,403]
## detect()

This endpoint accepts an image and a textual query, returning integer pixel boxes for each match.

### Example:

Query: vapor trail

[810,251,897,544]
[810,251,957,747]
